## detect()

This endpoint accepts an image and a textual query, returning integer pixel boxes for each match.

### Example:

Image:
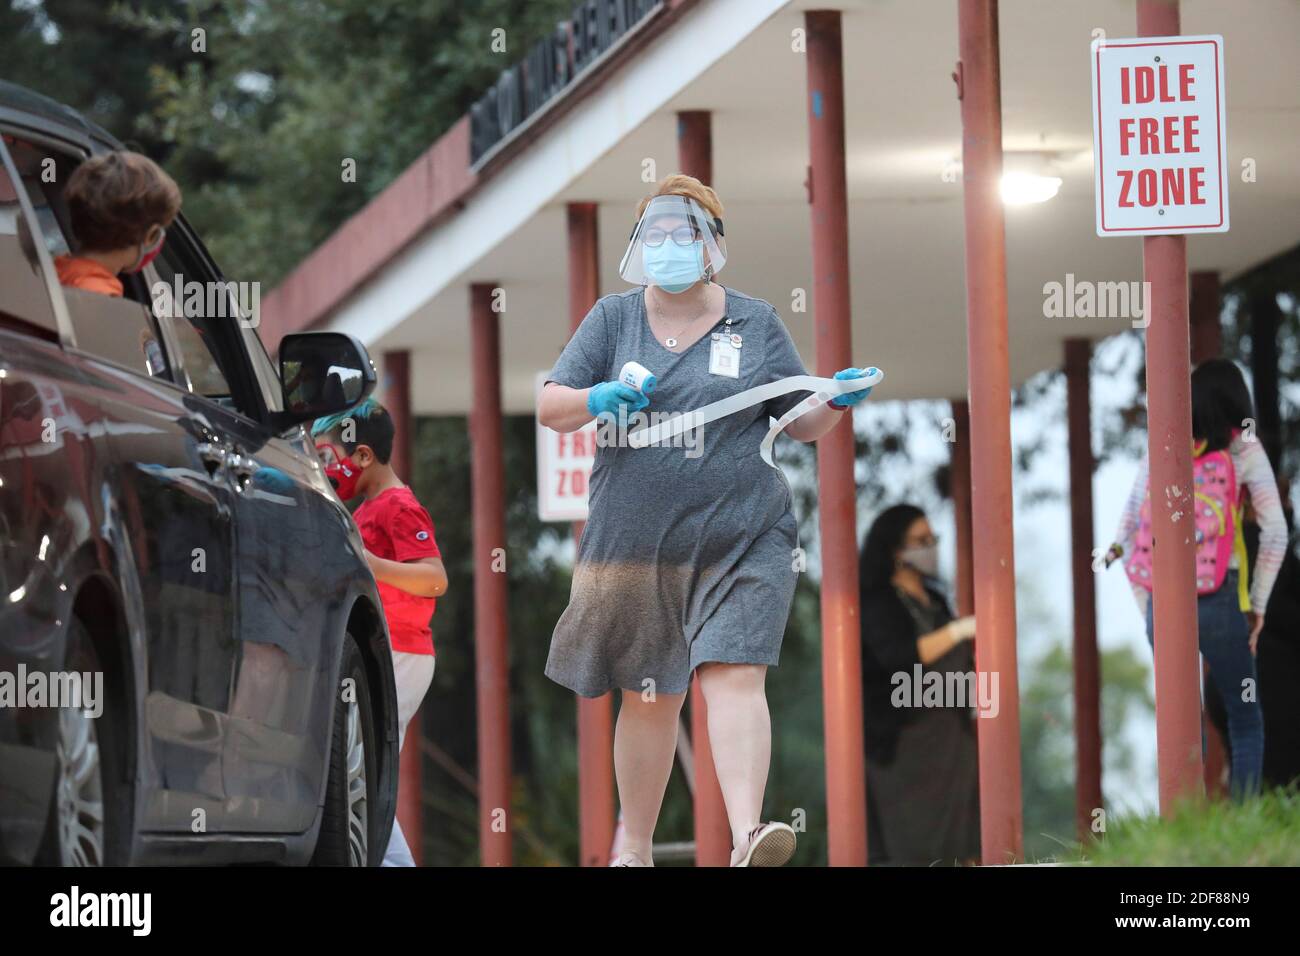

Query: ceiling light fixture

[1000,170,1063,205]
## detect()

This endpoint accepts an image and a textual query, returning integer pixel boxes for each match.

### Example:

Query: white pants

[382,651,436,867]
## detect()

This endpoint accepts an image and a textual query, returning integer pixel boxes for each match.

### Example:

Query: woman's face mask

[898,542,940,578]
[643,237,705,293]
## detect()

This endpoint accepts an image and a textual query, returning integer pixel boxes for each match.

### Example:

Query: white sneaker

[731,822,797,867]
[610,851,652,867]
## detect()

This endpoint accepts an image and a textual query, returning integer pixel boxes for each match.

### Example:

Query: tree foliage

[2,0,574,284]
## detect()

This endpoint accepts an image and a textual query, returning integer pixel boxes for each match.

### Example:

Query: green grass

[1075,787,1300,866]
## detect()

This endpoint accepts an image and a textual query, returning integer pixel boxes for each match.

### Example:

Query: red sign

[535,372,595,522]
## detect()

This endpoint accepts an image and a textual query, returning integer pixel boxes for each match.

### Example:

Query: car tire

[311,633,381,866]
[36,617,130,866]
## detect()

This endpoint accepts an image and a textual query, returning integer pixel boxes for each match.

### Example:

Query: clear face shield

[618,195,727,291]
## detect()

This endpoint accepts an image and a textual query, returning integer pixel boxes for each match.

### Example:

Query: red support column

[1188,270,1228,798]
[1189,271,1221,365]
[1065,339,1103,841]
[1137,0,1204,815]
[677,111,713,185]
[950,399,975,617]
[384,349,424,863]
[804,10,868,867]
[469,282,513,865]
[956,0,1024,864]
[676,107,732,868]
[385,350,412,481]
[566,202,617,867]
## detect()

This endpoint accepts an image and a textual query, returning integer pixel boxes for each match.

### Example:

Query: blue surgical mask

[643,239,704,293]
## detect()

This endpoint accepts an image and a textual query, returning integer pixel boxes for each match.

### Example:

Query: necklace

[652,284,712,349]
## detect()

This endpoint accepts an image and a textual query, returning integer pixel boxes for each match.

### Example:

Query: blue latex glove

[829,367,876,408]
[587,380,650,417]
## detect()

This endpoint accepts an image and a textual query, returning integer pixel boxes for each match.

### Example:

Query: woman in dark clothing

[1207,489,1300,791]
[1257,532,1300,790]
[859,504,981,865]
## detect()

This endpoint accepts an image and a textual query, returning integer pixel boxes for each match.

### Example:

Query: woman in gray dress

[538,175,874,866]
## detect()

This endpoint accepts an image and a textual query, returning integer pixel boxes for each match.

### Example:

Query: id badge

[709,335,740,378]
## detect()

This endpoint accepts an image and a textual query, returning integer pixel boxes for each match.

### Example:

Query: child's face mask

[316,441,362,500]
[125,225,166,274]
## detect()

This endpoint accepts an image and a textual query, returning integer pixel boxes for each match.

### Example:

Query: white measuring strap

[625,367,884,467]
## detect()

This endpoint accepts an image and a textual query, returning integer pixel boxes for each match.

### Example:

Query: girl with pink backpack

[1109,359,1288,799]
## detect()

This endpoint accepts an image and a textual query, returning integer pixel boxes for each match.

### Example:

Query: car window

[67,286,170,378]
[242,323,284,413]
[168,222,279,419]
[6,132,262,423]
[0,142,61,335]
[147,250,235,404]
[5,136,173,380]
[2,135,76,257]
[145,239,256,416]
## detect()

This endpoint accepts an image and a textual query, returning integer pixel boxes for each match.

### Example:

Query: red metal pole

[566,202,617,866]
[805,10,868,867]
[950,399,975,617]
[676,108,732,868]
[676,111,712,185]
[1065,338,1102,842]
[385,350,413,481]
[1137,0,1204,815]
[383,349,424,863]
[1189,271,1222,365]
[1188,270,1227,798]
[956,0,1024,864]
[469,282,513,865]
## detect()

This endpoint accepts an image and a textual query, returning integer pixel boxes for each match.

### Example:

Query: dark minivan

[0,81,399,865]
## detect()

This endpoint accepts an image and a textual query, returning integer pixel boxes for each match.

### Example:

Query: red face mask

[125,226,166,275]
[316,442,362,500]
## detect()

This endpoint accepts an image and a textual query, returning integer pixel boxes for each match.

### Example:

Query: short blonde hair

[635,174,723,220]
[66,150,181,252]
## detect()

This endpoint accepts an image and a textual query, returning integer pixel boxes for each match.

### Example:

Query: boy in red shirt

[312,398,447,867]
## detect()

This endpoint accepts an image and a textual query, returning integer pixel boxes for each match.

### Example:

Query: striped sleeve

[1113,454,1149,557]
[1233,437,1288,613]
[1114,455,1151,619]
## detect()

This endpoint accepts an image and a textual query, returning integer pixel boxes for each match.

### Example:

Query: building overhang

[263,0,1300,414]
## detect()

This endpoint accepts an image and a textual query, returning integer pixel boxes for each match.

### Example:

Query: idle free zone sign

[1091,35,1229,236]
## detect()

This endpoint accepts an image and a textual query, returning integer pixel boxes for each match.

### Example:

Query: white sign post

[1091,34,1228,236]
[535,372,596,522]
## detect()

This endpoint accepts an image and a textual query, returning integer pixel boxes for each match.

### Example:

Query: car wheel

[311,633,380,866]
[37,618,127,866]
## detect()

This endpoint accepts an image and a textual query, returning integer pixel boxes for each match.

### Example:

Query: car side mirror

[273,332,377,432]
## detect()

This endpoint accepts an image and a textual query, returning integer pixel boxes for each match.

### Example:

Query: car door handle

[196,441,227,477]
[228,452,261,490]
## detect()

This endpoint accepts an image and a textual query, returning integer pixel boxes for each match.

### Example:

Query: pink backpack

[1126,441,1239,595]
